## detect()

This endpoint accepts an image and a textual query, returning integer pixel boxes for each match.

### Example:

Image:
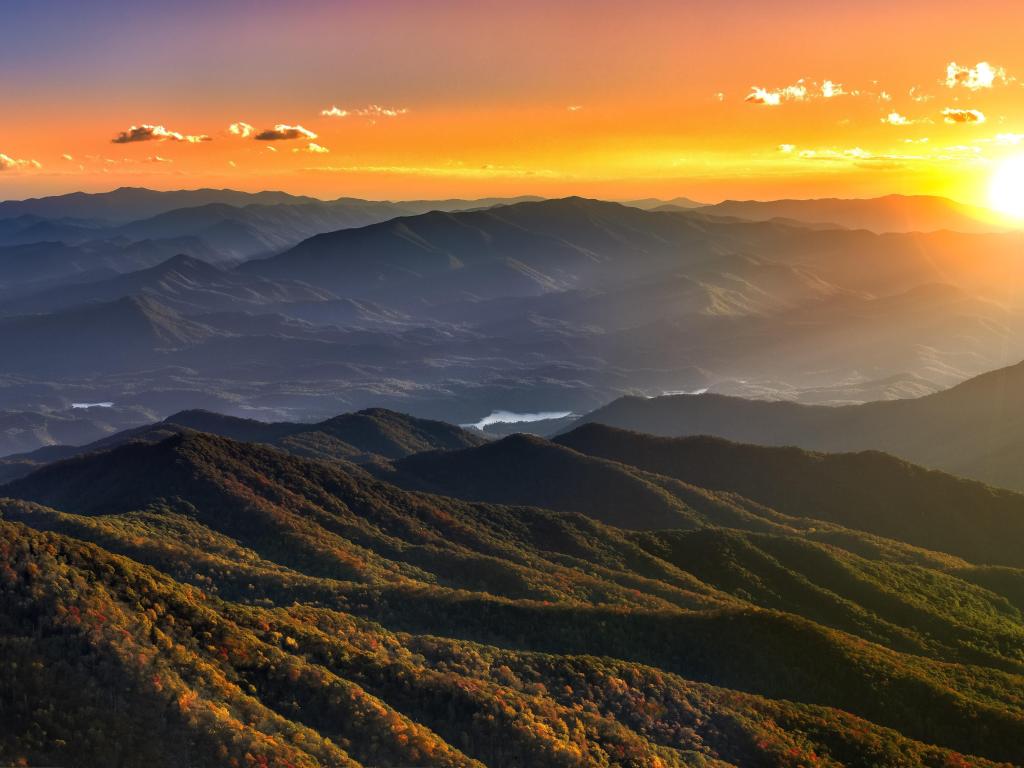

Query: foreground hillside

[2,428,1024,766]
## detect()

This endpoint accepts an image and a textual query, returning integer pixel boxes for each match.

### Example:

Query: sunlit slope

[3,430,1024,764]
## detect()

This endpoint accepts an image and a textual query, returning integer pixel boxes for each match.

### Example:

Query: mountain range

[697,194,1005,234]
[571,356,1024,492]
[1,186,1023,461]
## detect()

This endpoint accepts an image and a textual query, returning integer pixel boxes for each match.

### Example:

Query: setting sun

[990,156,1024,218]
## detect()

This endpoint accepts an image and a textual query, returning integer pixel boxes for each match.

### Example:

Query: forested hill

[2,428,1024,766]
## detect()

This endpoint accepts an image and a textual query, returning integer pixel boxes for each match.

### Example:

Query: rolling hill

[0,407,487,482]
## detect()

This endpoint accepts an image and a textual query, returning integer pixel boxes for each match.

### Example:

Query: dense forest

[2,425,1024,766]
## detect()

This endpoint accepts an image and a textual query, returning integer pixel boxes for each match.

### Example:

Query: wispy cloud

[909,86,933,103]
[228,121,254,138]
[746,78,856,106]
[320,104,409,119]
[112,124,211,144]
[147,155,173,163]
[254,124,317,141]
[945,61,1009,90]
[292,142,330,154]
[567,104,584,112]
[746,81,808,106]
[943,108,986,124]
[0,153,41,171]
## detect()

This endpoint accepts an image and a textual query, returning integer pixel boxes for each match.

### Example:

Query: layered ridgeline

[4,421,1024,765]
[4,193,1024,452]
[0,407,486,483]
[570,357,1024,492]
[696,194,1003,234]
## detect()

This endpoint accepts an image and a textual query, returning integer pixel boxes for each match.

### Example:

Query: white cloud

[943,108,986,124]
[321,104,409,119]
[746,87,781,106]
[945,61,1009,90]
[61,153,74,161]
[746,78,856,106]
[882,112,911,126]
[228,121,254,138]
[292,142,330,154]
[746,81,808,106]
[0,153,41,171]
[112,124,211,144]
[567,104,584,111]
[821,80,846,98]
[778,144,796,153]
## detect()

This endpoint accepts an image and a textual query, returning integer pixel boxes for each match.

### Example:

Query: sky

[3,0,1024,207]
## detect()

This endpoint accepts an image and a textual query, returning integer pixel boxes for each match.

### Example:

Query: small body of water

[71,402,115,409]
[463,410,574,431]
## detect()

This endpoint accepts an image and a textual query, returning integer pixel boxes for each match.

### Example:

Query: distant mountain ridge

[697,194,1006,234]
[571,356,1024,491]
[0,406,487,481]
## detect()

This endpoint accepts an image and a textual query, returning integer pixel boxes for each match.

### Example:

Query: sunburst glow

[990,156,1024,218]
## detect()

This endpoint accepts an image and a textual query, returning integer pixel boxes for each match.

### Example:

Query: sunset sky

[3,0,1024,207]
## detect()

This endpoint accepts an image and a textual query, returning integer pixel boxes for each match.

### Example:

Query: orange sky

[2,0,1024,207]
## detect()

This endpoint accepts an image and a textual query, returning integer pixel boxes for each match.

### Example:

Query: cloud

[746,81,809,106]
[228,121,254,138]
[292,142,330,154]
[320,104,409,119]
[254,124,317,141]
[0,153,41,171]
[61,153,74,161]
[778,144,796,153]
[820,80,846,98]
[567,104,584,111]
[945,61,1008,90]
[746,78,859,106]
[746,87,781,106]
[112,124,211,144]
[882,112,911,126]
[790,146,918,170]
[909,86,933,103]
[147,155,173,163]
[943,108,986,124]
